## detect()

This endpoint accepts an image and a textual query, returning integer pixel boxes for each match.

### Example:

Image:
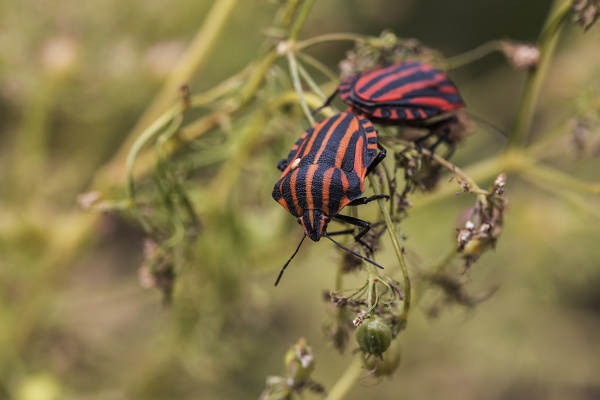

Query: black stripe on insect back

[324,167,343,217]
[272,112,380,219]
[352,61,422,97]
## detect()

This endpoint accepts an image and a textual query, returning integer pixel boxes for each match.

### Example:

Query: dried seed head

[573,0,600,31]
[456,174,508,268]
[501,41,540,69]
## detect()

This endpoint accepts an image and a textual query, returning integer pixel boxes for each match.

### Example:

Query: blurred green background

[1,0,600,399]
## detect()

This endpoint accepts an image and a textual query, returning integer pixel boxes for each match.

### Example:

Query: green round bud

[354,316,392,357]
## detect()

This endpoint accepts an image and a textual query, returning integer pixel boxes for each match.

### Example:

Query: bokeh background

[1,0,600,399]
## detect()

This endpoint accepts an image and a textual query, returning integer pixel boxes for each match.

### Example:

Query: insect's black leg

[428,133,456,160]
[365,143,387,177]
[415,117,457,159]
[346,194,389,206]
[333,214,372,242]
[311,89,340,117]
[326,228,355,236]
[277,158,288,171]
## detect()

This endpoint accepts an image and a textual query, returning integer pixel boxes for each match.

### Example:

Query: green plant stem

[287,49,316,125]
[367,175,411,323]
[427,148,488,194]
[296,32,368,50]
[507,0,572,149]
[125,104,184,206]
[296,60,327,100]
[288,0,316,41]
[522,162,600,194]
[520,173,600,219]
[446,40,504,69]
[348,206,381,312]
[297,52,339,81]
[325,358,363,400]
[278,0,301,29]
[115,0,239,165]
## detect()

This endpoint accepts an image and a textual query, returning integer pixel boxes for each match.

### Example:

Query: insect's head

[298,210,330,242]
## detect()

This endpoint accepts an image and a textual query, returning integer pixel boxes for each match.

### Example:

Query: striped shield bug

[272,112,387,285]
[316,60,465,153]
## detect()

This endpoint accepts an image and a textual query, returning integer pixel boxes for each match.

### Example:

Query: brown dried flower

[501,41,540,69]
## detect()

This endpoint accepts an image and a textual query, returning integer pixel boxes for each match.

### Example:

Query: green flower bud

[354,316,392,357]
[284,338,315,383]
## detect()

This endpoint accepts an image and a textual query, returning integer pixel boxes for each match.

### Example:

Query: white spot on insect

[290,158,301,170]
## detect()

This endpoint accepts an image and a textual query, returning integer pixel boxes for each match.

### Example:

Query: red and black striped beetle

[317,60,465,152]
[272,112,387,285]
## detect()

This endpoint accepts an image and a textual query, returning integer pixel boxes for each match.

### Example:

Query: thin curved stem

[296,32,369,50]
[446,40,504,69]
[125,104,183,205]
[297,52,339,82]
[125,104,184,235]
[522,162,600,194]
[296,60,327,101]
[287,49,316,125]
[288,0,316,41]
[117,0,240,164]
[507,0,572,149]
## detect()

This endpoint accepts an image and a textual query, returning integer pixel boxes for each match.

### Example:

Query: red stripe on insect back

[280,131,310,177]
[366,75,448,102]
[410,96,462,109]
[277,197,291,213]
[354,136,365,192]
[304,164,319,210]
[289,168,302,216]
[355,64,423,100]
[341,172,349,192]
[338,172,350,210]
[321,167,335,216]
[302,120,328,159]
[334,117,360,168]
[290,131,307,152]
[438,84,459,94]
[314,114,344,164]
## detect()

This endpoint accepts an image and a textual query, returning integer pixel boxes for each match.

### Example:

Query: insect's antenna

[274,233,307,286]
[463,111,507,139]
[323,231,384,270]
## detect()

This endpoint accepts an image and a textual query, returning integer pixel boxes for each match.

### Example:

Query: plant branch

[115,0,240,166]
[367,174,411,324]
[446,40,505,69]
[287,49,316,125]
[288,0,315,41]
[522,162,600,194]
[507,0,572,149]
[296,33,368,50]
[325,358,363,400]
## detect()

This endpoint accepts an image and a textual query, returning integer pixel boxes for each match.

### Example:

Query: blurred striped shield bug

[315,60,465,151]
[272,112,387,285]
